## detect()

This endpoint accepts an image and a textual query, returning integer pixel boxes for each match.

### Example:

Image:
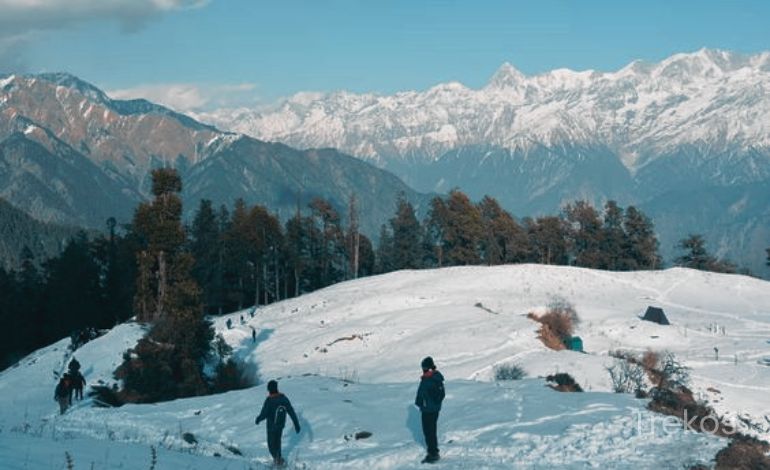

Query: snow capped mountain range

[200,48,770,174]
[199,49,770,277]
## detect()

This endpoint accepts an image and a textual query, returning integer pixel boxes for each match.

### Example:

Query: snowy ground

[1,265,769,469]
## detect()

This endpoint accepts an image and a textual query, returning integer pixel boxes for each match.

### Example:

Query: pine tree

[43,233,103,340]
[601,201,625,270]
[223,199,253,310]
[375,224,394,274]
[443,190,484,265]
[17,246,44,355]
[308,198,346,288]
[424,196,448,268]
[247,205,283,305]
[284,212,308,296]
[346,194,361,279]
[389,194,423,270]
[675,234,736,273]
[622,206,661,270]
[118,168,213,403]
[357,234,376,277]
[190,200,221,315]
[478,196,527,265]
[524,216,570,265]
[563,201,605,268]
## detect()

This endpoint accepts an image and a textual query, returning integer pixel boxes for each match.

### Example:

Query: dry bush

[658,352,690,388]
[546,373,583,392]
[715,434,770,470]
[607,359,646,395]
[528,298,579,350]
[648,385,735,437]
[642,349,659,370]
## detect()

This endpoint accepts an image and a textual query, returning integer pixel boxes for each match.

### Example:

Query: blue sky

[2,0,769,110]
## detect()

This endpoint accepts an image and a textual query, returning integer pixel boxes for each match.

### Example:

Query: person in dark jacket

[255,380,301,466]
[54,375,71,414]
[71,370,86,400]
[415,356,445,463]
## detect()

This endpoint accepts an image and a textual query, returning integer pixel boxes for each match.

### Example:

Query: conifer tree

[675,234,736,273]
[375,224,394,274]
[564,201,605,268]
[118,168,213,403]
[443,190,484,265]
[389,194,423,270]
[346,194,361,279]
[190,200,220,315]
[622,206,661,270]
[478,195,527,265]
[524,216,570,265]
[601,201,625,270]
[425,196,449,267]
[308,198,346,288]
[285,211,309,296]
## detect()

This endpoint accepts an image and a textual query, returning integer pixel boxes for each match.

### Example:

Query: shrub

[528,298,580,350]
[715,434,770,470]
[641,349,659,371]
[658,352,690,388]
[546,373,583,392]
[607,359,646,395]
[494,363,526,381]
[212,358,256,393]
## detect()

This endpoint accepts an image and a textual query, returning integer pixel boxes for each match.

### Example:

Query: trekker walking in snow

[255,380,301,467]
[68,357,80,374]
[54,375,71,414]
[71,370,86,400]
[415,356,445,464]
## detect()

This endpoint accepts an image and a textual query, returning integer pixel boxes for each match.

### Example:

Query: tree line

[0,174,760,374]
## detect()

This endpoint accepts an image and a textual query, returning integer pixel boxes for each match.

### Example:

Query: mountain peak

[486,62,526,89]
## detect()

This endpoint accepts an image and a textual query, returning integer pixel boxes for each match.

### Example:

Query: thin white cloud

[107,82,260,113]
[0,1,209,70]
[0,1,208,33]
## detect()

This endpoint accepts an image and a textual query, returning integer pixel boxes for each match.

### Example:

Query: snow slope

[1,265,770,468]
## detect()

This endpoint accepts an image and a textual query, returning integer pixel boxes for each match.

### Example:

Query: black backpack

[275,405,287,429]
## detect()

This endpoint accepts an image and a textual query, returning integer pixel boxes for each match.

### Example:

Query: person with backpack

[71,370,86,400]
[54,375,71,414]
[255,380,301,466]
[68,357,80,373]
[415,356,445,464]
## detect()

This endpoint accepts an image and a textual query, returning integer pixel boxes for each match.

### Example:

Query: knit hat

[421,356,436,371]
[267,380,278,394]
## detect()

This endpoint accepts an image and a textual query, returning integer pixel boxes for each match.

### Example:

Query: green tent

[565,336,583,352]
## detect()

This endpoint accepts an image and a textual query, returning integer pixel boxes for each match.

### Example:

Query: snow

[0,75,15,90]
[2,265,770,468]
[200,49,770,168]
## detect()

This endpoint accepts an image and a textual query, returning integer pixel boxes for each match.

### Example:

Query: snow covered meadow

[1,264,769,468]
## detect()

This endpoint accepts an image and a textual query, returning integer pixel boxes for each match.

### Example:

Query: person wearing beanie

[255,380,301,466]
[415,356,445,463]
